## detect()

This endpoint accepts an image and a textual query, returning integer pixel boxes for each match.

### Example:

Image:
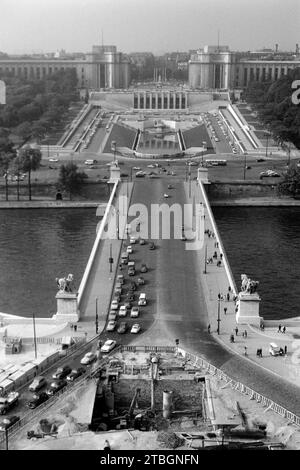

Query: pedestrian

[208,324,211,333]
[226,293,230,301]
[278,324,282,333]
[244,346,247,356]
[220,294,224,300]
[244,330,247,338]
[70,323,73,330]
[230,334,235,343]
[218,293,221,300]
[284,345,287,356]
[224,307,227,315]
[282,326,286,334]
[220,253,223,260]
[74,324,77,332]
[103,439,111,452]
[235,326,238,336]
[242,331,245,338]
[228,286,231,292]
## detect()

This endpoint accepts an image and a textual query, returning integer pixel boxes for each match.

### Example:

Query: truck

[0,391,20,415]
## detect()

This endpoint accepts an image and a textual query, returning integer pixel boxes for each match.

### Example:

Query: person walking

[235,326,238,336]
[226,293,230,301]
[244,346,247,356]
[74,324,77,332]
[244,330,247,338]
[282,326,286,334]
[278,324,282,333]
[284,345,287,356]
[103,440,111,452]
[208,324,211,333]
[224,307,227,315]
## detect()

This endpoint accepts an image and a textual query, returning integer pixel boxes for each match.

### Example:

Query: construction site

[7,346,300,450]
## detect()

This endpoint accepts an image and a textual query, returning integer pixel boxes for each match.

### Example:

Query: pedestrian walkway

[189,179,300,389]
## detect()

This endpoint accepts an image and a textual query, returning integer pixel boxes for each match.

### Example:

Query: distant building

[0,44,131,90]
[189,45,300,89]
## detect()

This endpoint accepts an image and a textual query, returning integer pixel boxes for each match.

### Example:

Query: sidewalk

[191,180,300,389]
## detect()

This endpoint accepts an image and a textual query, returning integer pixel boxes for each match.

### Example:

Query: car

[0,415,20,431]
[188,161,198,166]
[106,320,117,332]
[260,170,281,178]
[48,158,58,163]
[108,311,117,321]
[128,266,136,276]
[130,307,140,318]
[117,274,125,284]
[127,245,133,254]
[124,300,132,309]
[147,164,155,168]
[100,339,117,353]
[130,281,137,291]
[138,293,147,306]
[139,238,146,245]
[137,276,145,285]
[215,138,220,142]
[129,237,136,244]
[111,299,119,310]
[149,242,155,250]
[29,375,47,392]
[140,264,148,273]
[164,193,169,198]
[113,293,121,303]
[256,158,266,162]
[167,184,173,189]
[117,322,128,334]
[52,365,72,380]
[181,234,187,241]
[135,171,145,177]
[114,286,122,295]
[66,368,85,382]
[133,167,141,170]
[131,323,141,334]
[46,379,67,396]
[27,392,49,409]
[119,305,128,317]
[80,351,97,365]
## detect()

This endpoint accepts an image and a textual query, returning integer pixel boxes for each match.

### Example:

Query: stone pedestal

[236,292,262,326]
[108,163,121,183]
[53,292,80,323]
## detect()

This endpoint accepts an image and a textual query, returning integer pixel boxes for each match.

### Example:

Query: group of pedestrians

[278,324,287,334]
[205,229,215,238]
[70,323,78,332]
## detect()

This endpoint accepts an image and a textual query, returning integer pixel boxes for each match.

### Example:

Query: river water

[0,209,98,318]
[213,206,300,320]
[0,207,299,321]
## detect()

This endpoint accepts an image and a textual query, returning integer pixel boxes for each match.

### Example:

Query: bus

[205,159,227,167]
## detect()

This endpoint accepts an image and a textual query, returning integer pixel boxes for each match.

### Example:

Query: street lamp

[203,244,207,274]
[32,312,37,359]
[95,298,99,334]
[217,297,221,335]
[109,243,113,273]
[243,152,247,180]
[111,141,117,163]
[265,131,270,158]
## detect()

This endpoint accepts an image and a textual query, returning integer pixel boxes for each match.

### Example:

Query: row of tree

[242,68,300,148]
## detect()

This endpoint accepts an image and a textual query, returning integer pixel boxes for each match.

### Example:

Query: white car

[131,323,141,334]
[48,158,58,163]
[130,237,136,244]
[80,352,97,365]
[111,300,119,310]
[119,306,127,317]
[100,339,117,353]
[164,194,169,198]
[127,245,133,254]
[215,138,220,142]
[147,164,155,168]
[133,167,141,170]
[106,320,117,331]
[130,307,140,318]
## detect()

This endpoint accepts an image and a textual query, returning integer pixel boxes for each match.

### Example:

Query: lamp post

[217,298,221,335]
[111,141,117,163]
[265,131,270,158]
[243,152,247,180]
[109,243,113,273]
[203,244,207,274]
[287,143,291,167]
[32,312,37,359]
[95,298,99,334]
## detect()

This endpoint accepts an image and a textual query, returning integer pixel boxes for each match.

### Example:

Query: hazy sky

[1,0,299,54]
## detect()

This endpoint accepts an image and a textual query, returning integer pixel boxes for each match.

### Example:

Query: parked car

[149,242,155,250]
[46,379,67,396]
[111,299,119,310]
[140,264,148,273]
[139,238,146,245]
[130,281,137,291]
[137,276,145,285]
[29,376,47,392]
[128,266,136,276]
[106,320,117,332]
[100,339,117,353]
[80,352,97,365]
[260,170,281,178]
[117,322,128,334]
[66,368,86,382]
[108,311,117,321]
[130,236,136,244]
[52,365,72,380]
[0,415,20,431]
[119,306,127,317]
[130,306,140,318]
[117,274,125,284]
[27,392,49,409]
[127,245,133,254]
[131,323,141,334]
[124,300,132,309]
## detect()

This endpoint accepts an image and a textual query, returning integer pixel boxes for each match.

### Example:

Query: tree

[0,152,12,201]
[17,145,42,200]
[277,164,300,198]
[58,162,87,200]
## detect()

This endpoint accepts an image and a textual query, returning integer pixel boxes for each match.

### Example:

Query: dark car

[46,379,67,396]
[137,276,145,285]
[66,367,86,382]
[27,392,49,409]
[140,264,148,273]
[139,238,146,245]
[117,322,128,334]
[0,415,20,431]
[52,365,72,380]
[130,281,137,291]
[149,242,155,250]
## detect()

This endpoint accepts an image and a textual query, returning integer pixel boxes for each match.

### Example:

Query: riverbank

[210,197,300,206]
[0,200,103,209]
